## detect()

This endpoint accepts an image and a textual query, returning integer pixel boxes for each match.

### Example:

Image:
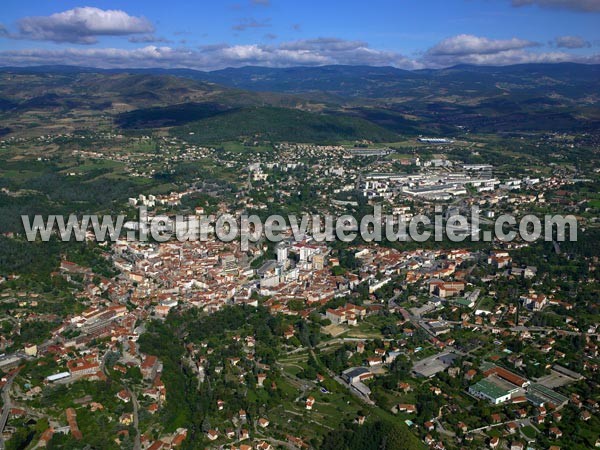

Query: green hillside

[171,106,400,144]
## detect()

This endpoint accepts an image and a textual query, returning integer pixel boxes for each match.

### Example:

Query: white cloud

[552,35,591,48]
[0,39,424,70]
[14,7,154,44]
[432,49,592,66]
[427,34,538,57]
[511,0,600,12]
[420,34,596,67]
[276,38,422,67]
[0,34,596,70]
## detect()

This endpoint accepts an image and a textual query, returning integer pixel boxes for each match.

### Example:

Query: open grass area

[321,324,347,337]
[218,141,274,154]
[342,315,398,339]
[521,425,537,439]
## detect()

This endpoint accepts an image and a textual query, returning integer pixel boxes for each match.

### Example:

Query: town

[1,126,599,450]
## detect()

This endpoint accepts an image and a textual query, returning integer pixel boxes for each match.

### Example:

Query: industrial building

[469,378,514,405]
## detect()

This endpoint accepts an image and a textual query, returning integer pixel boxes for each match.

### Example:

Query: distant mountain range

[2,63,599,100]
[0,63,599,141]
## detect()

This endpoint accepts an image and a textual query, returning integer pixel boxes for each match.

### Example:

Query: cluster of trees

[174,106,399,145]
[137,305,300,447]
[321,418,424,450]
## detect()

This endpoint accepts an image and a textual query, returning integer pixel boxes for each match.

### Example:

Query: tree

[201,418,211,433]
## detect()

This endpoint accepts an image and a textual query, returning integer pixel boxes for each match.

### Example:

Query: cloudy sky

[0,0,599,70]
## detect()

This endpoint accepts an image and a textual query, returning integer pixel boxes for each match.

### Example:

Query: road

[467,414,539,439]
[126,385,141,450]
[442,320,584,337]
[0,370,19,450]
[101,352,140,450]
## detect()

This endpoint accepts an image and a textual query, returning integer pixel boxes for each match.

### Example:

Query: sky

[0,0,599,70]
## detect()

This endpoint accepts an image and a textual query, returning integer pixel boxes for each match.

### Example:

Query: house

[429,280,465,298]
[24,343,38,357]
[255,442,272,450]
[398,382,412,393]
[305,396,315,410]
[483,366,529,388]
[488,251,511,268]
[490,413,502,424]
[489,436,499,449]
[532,415,545,425]
[141,355,159,380]
[510,442,524,450]
[38,428,54,447]
[116,389,131,403]
[506,422,518,434]
[284,327,295,340]
[147,441,165,450]
[10,408,25,418]
[367,357,382,366]
[424,421,435,431]
[520,293,547,311]
[207,429,218,441]
[448,366,460,378]
[67,354,100,377]
[549,427,563,438]
[239,409,247,420]
[66,408,82,440]
[258,418,269,428]
[397,404,416,414]
[240,429,250,440]
[515,408,527,419]
[287,435,307,448]
[325,303,366,325]
[171,429,187,447]
[325,308,345,325]
[257,373,267,387]
[119,413,133,425]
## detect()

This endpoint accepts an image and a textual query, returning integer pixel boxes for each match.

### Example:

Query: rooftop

[471,378,512,399]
